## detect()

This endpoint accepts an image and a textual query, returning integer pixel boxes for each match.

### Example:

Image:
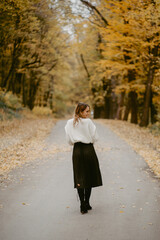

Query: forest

[0,0,160,127]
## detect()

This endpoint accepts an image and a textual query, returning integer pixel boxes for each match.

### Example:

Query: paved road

[0,120,160,240]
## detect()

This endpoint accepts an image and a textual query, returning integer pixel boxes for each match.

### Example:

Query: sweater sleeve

[64,123,73,146]
[88,119,99,143]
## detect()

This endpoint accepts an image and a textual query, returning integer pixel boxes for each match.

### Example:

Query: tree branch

[22,58,40,68]
[88,18,103,28]
[80,54,90,78]
[80,0,109,26]
[48,60,58,71]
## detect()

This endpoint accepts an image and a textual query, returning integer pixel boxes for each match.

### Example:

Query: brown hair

[73,102,90,127]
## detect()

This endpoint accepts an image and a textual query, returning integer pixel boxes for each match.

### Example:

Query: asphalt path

[0,120,160,240]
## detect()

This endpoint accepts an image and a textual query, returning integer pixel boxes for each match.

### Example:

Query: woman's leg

[85,188,92,210]
[77,188,85,203]
[77,188,88,214]
[85,188,92,203]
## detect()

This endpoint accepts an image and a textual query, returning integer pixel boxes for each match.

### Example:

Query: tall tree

[80,0,160,125]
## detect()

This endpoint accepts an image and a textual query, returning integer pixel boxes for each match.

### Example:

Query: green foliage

[149,121,160,136]
[3,92,22,110]
[0,89,22,120]
[0,89,22,110]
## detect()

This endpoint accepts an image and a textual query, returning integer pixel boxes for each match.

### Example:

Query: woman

[65,102,102,214]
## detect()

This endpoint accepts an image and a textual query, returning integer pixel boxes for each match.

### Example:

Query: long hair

[73,102,90,127]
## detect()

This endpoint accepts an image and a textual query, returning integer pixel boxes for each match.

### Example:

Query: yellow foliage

[32,106,52,116]
[88,0,160,97]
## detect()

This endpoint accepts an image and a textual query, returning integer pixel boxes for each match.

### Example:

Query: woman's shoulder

[82,118,92,123]
[68,118,73,121]
[66,118,74,124]
[66,118,93,126]
[80,118,93,124]
[80,118,92,122]
[84,118,96,127]
[67,118,73,121]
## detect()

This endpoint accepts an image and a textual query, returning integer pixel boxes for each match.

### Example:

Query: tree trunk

[130,91,138,124]
[49,76,54,110]
[123,94,131,121]
[123,91,138,123]
[139,64,154,127]
[103,78,117,119]
[104,83,112,119]
[22,74,27,107]
[43,89,49,107]
[116,91,125,120]
[14,73,22,94]
[94,105,104,118]
[27,72,40,110]
[150,88,157,124]
[3,39,20,90]
[110,92,118,119]
[1,58,5,87]
[110,76,118,119]
[104,96,110,119]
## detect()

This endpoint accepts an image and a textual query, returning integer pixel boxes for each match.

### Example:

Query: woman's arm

[88,119,99,143]
[65,123,73,146]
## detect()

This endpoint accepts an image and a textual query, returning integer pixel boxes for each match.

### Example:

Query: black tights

[77,188,92,203]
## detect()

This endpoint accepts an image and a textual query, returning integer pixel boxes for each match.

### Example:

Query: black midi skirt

[72,142,103,189]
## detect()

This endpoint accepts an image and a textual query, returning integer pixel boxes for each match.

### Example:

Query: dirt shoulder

[0,115,56,179]
[96,119,160,178]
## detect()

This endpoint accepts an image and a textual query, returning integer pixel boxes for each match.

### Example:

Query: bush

[149,122,160,136]
[0,89,22,110]
[4,92,22,110]
[0,89,22,120]
[32,106,52,116]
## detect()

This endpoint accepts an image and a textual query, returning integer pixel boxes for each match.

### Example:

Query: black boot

[77,188,88,214]
[85,188,92,210]
[85,202,92,210]
[80,202,88,214]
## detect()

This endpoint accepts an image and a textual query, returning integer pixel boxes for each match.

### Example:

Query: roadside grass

[0,108,56,179]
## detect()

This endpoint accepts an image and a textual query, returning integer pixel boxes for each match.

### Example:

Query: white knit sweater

[64,118,98,145]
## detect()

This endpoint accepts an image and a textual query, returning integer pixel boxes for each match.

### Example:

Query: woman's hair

[73,102,90,127]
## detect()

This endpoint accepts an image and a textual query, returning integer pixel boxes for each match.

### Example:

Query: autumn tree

[0,0,71,112]
[80,0,160,125]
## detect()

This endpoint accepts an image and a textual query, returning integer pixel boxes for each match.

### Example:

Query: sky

[61,0,91,40]
[69,0,91,18]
